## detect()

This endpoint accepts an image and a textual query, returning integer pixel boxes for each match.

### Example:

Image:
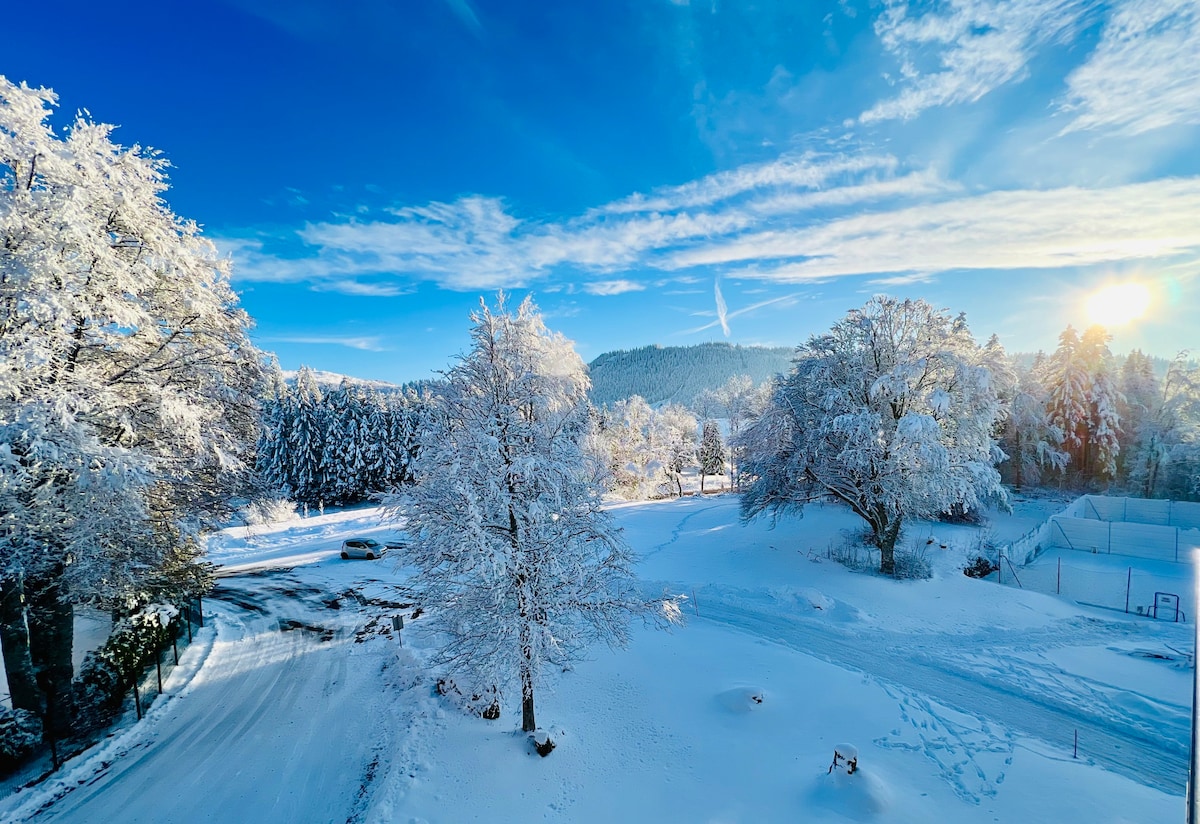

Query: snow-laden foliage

[998,364,1068,490]
[0,75,264,729]
[390,295,680,733]
[738,297,1006,575]
[592,398,699,499]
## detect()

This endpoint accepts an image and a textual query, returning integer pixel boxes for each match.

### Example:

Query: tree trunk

[876,518,902,577]
[26,567,75,737]
[520,657,536,733]
[700,473,706,494]
[0,574,42,713]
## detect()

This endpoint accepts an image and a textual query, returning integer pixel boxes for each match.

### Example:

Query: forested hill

[587,342,793,407]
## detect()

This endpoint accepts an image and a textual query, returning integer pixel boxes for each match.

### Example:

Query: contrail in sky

[714,278,730,337]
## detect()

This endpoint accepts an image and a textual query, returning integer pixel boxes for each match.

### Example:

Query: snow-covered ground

[1,495,1190,823]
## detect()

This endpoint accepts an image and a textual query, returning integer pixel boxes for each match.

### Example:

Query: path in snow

[13,569,395,824]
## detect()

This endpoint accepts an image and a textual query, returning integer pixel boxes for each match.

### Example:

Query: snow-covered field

[1,495,1191,823]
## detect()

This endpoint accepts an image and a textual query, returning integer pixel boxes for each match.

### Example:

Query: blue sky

[8,0,1200,381]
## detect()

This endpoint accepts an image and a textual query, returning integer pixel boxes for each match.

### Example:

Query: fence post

[1057,557,1061,595]
[156,647,164,695]
[172,621,179,665]
[133,678,142,720]
[196,595,204,628]
[1108,521,1113,554]
[997,549,1003,585]
[1125,567,1131,614]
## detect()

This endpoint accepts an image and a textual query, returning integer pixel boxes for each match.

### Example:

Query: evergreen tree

[287,367,326,505]
[699,420,726,493]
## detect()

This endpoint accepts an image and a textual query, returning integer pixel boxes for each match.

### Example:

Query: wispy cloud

[228,153,1200,299]
[1058,0,1200,135]
[714,278,730,336]
[860,0,1084,124]
[264,335,389,352]
[582,280,646,296]
[672,178,1200,281]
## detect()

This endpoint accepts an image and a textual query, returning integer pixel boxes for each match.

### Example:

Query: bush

[73,653,126,736]
[937,502,986,525]
[963,555,998,579]
[243,498,297,526]
[892,546,933,580]
[436,678,501,720]
[0,707,43,775]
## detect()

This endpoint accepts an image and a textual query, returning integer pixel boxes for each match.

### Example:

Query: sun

[1085,283,1152,327]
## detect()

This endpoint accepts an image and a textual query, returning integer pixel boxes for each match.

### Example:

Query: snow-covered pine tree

[287,366,326,505]
[699,420,726,493]
[1041,326,1091,477]
[1000,365,1068,490]
[391,295,679,736]
[1090,363,1123,481]
[738,297,1005,576]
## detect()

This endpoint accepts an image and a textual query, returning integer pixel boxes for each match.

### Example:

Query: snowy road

[14,568,396,824]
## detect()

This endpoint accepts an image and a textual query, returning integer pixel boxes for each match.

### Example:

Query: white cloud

[227,153,1200,302]
[860,0,1083,124]
[582,280,646,296]
[671,178,1200,281]
[265,335,389,352]
[1059,0,1200,135]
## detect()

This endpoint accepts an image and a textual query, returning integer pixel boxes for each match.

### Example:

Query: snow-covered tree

[999,365,1068,490]
[0,76,264,730]
[699,420,726,494]
[1041,326,1091,475]
[286,367,326,505]
[391,295,678,735]
[738,297,1005,576]
[651,404,697,497]
[1127,354,1200,499]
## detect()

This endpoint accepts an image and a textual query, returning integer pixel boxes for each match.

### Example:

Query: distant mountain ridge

[587,342,792,408]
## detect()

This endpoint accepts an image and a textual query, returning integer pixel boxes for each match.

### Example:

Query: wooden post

[1057,557,1061,595]
[1125,567,1131,614]
[133,679,142,720]
[156,648,164,695]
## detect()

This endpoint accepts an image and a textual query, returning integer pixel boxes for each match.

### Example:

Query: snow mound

[809,765,891,817]
[716,686,767,713]
[800,588,835,611]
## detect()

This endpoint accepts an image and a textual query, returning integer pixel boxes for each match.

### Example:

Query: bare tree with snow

[738,297,1006,576]
[391,295,679,737]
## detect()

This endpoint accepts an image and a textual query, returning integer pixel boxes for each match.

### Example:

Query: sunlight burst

[1085,283,1152,327]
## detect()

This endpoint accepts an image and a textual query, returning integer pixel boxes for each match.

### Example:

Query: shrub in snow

[436,678,501,720]
[963,556,999,579]
[891,546,932,580]
[532,729,556,757]
[936,502,986,525]
[828,743,858,775]
[74,653,125,735]
[0,707,43,775]
[242,498,298,526]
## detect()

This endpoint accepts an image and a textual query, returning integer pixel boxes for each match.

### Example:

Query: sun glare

[1085,283,1152,327]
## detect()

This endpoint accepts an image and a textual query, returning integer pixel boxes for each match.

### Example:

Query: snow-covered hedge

[0,708,43,775]
[73,604,181,735]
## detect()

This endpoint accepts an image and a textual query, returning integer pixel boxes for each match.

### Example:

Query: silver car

[340,539,388,560]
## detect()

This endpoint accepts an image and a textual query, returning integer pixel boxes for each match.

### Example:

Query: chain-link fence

[999,548,1194,621]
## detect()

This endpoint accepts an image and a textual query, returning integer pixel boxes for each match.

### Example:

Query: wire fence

[997,549,1194,622]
